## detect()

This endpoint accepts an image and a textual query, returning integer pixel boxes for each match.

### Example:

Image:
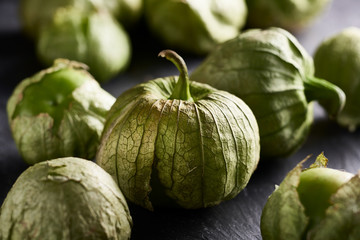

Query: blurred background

[1,0,360,239]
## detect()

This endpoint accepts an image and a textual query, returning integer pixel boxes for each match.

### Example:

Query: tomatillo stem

[159,50,194,102]
[304,76,345,118]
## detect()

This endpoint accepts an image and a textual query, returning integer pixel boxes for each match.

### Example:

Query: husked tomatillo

[0,157,132,240]
[97,50,260,210]
[36,5,131,82]
[261,153,359,240]
[7,59,115,165]
[314,27,360,131]
[191,28,345,158]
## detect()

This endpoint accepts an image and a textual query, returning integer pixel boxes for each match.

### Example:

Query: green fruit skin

[36,6,131,83]
[7,59,116,165]
[12,68,87,125]
[314,27,360,131]
[96,77,260,210]
[144,0,247,55]
[297,168,354,230]
[246,0,331,31]
[0,157,132,240]
[191,27,344,158]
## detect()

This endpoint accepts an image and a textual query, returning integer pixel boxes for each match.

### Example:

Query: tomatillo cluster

[0,157,132,240]
[96,50,261,210]
[261,153,359,240]
[7,59,115,165]
[191,27,345,158]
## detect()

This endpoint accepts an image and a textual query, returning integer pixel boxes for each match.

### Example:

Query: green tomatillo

[144,0,248,55]
[246,0,331,31]
[0,157,132,240]
[260,153,359,240]
[96,50,260,210]
[36,5,131,82]
[314,27,360,131]
[191,27,345,158]
[7,59,116,165]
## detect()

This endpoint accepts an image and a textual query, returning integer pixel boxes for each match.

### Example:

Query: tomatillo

[96,50,260,210]
[261,153,359,240]
[144,0,248,55]
[314,27,360,131]
[36,5,131,82]
[191,28,345,158]
[0,157,132,240]
[7,59,115,165]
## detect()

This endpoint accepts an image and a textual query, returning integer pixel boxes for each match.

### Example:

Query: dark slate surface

[0,0,360,239]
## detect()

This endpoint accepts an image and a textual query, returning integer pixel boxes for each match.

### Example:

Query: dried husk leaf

[261,160,308,240]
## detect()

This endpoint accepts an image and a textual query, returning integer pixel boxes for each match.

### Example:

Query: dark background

[1,0,360,239]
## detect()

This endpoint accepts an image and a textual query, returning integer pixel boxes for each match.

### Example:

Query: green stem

[304,76,345,118]
[158,50,194,102]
